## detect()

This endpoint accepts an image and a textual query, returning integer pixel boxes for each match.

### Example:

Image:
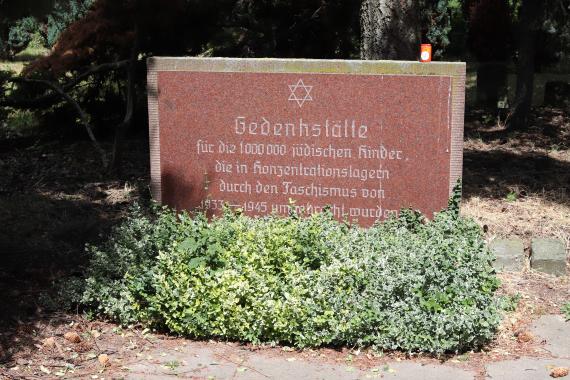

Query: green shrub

[7,17,39,54]
[83,203,501,353]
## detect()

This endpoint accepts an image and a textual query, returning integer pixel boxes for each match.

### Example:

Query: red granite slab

[151,67,459,226]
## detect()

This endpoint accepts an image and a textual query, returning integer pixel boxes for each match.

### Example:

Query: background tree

[360,0,421,60]
[1,0,361,171]
[508,0,570,129]
[464,0,512,108]
[2,0,569,157]
[0,0,94,58]
[508,0,541,129]
[360,0,459,60]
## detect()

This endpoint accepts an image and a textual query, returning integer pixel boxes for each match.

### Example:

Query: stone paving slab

[490,238,525,272]
[125,347,237,379]
[377,362,474,380]
[124,344,475,380]
[531,238,568,276]
[486,358,570,380]
[530,314,570,357]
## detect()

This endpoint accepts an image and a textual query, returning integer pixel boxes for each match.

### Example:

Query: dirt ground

[0,106,569,379]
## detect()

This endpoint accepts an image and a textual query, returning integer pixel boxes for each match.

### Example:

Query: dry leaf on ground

[515,330,534,343]
[42,337,56,348]
[98,353,110,366]
[64,331,81,344]
[551,367,569,378]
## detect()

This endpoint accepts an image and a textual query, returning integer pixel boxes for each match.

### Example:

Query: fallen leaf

[458,354,470,362]
[39,365,51,374]
[98,354,110,367]
[64,332,81,344]
[551,367,569,378]
[43,337,56,349]
[515,330,534,343]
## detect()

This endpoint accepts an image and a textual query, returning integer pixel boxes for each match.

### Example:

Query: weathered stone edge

[450,67,466,196]
[147,57,466,76]
[147,63,161,203]
[146,57,466,202]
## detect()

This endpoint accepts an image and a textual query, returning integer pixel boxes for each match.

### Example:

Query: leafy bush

[7,17,39,54]
[83,202,501,353]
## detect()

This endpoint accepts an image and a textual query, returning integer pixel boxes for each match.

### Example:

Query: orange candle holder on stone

[420,44,432,62]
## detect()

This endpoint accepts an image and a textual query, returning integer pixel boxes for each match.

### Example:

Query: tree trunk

[360,0,420,60]
[109,29,139,173]
[508,0,541,130]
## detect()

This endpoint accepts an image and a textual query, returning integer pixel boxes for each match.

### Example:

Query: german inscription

[148,58,465,226]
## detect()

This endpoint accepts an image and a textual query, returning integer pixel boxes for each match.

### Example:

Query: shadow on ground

[463,149,570,204]
[0,135,150,363]
[463,106,570,204]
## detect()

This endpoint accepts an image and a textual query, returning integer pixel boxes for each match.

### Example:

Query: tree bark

[360,0,420,60]
[508,0,541,130]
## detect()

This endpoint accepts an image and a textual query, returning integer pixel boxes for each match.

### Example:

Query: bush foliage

[83,203,501,353]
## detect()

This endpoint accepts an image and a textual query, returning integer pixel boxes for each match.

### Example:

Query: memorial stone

[147,58,465,226]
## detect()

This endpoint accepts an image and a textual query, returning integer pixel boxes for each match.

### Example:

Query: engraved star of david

[288,79,313,108]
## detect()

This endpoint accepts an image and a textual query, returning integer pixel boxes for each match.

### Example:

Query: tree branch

[8,77,108,168]
[0,60,129,108]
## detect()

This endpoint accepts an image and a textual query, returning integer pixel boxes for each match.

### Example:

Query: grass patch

[14,32,49,62]
[0,61,25,75]
[0,32,48,75]
[0,109,40,139]
[562,303,570,321]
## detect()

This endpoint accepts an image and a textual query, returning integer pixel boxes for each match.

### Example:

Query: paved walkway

[113,314,569,380]
[125,347,474,380]
[486,358,570,380]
